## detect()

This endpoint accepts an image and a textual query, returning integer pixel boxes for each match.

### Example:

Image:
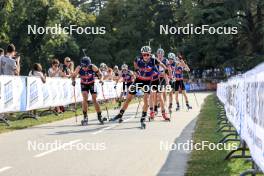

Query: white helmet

[100,63,107,70]
[121,64,128,70]
[168,52,176,61]
[141,46,151,53]
[157,48,165,55]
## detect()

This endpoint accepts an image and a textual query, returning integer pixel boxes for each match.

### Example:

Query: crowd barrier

[217,63,264,173]
[0,76,123,114]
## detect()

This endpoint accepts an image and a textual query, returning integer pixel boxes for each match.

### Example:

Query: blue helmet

[81,56,91,67]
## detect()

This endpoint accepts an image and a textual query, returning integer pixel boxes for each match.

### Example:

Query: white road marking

[34,139,82,158]
[92,117,133,135]
[0,166,12,173]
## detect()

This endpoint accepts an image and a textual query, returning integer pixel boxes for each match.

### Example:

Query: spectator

[61,57,74,78]
[48,59,63,113]
[0,44,20,75]
[106,67,113,81]
[29,63,46,83]
[48,59,62,77]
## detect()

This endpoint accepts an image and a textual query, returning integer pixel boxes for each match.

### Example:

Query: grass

[0,98,139,134]
[185,94,263,176]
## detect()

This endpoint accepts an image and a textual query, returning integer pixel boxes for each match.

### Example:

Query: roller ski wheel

[81,118,88,126]
[118,118,123,123]
[140,118,146,129]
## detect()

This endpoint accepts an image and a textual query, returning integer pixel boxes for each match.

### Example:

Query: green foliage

[0,0,264,74]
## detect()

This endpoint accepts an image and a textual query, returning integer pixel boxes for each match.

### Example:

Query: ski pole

[73,84,78,124]
[134,95,142,118]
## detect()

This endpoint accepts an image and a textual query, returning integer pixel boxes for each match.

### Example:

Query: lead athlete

[72,57,107,126]
[110,46,168,129]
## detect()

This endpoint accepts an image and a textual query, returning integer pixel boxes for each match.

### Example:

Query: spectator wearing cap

[0,44,20,75]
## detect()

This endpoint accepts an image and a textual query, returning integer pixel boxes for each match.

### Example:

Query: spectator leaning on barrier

[29,63,46,83]
[106,67,113,81]
[48,59,62,77]
[61,57,74,78]
[48,59,63,113]
[0,44,20,75]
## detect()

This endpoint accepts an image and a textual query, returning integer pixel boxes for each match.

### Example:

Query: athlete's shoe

[186,103,192,110]
[109,114,123,123]
[162,112,170,121]
[150,111,155,120]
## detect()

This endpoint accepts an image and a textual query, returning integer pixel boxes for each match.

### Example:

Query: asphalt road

[0,92,211,176]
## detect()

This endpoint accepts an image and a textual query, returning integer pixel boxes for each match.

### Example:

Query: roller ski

[109,113,123,123]
[149,111,155,122]
[97,112,107,125]
[140,118,146,129]
[186,102,192,110]
[81,117,88,126]
[162,111,170,122]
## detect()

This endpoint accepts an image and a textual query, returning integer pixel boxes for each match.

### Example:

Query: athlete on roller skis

[149,48,170,121]
[72,57,107,126]
[110,46,168,129]
[116,64,135,108]
[167,52,177,113]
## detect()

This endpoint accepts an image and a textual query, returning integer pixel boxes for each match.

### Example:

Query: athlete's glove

[99,80,104,85]
[72,80,76,86]
[165,69,169,74]
[114,84,117,89]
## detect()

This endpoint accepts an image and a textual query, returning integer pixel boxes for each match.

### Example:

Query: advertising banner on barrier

[0,76,26,113]
[24,77,123,111]
[217,63,264,172]
[1,76,124,113]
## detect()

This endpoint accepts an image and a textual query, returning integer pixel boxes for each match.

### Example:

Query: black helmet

[81,56,91,67]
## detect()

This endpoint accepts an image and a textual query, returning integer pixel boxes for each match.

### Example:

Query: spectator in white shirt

[29,63,46,83]
[48,59,62,77]
[0,44,20,75]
